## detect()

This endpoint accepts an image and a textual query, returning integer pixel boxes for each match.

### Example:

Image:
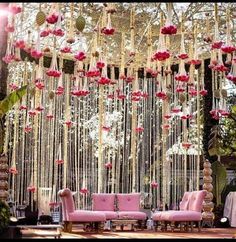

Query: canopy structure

[1,3,235,214]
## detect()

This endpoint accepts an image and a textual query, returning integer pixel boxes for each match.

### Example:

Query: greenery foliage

[0,200,10,235]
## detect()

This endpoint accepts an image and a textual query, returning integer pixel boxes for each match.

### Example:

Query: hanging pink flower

[177,53,189,60]
[28,110,37,117]
[52,28,64,37]
[71,89,90,97]
[226,74,236,84]
[55,159,64,165]
[102,126,111,132]
[135,127,144,133]
[56,86,64,95]
[101,27,115,35]
[161,25,177,35]
[98,77,111,85]
[199,89,208,96]
[2,54,15,64]
[210,109,220,120]
[155,91,167,100]
[211,41,223,49]
[65,120,73,128]
[46,13,59,24]
[142,92,149,99]
[126,76,135,83]
[176,86,185,93]
[162,124,171,130]
[86,68,100,78]
[9,4,22,14]
[60,46,71,53]
[213,64,228,72]
[151,181,158,188]
[9,83,18,90]
[171,107,181,113]
[218,109,230,117]
[105,162,112,169]
[80,188,89,194]
[27,186,36,193]
[107,94,115,99]
[182,142,192,149]
[19,105,27,111]
[31,50,43,59]
[46,114,54,120]
[189,59,201,65]
[131,96,141,101]
[14,40,25,49]
[35,81,45,90]
[152,51,170,61]
[74,51,86,61]
[96,61,105,69]
[151,71,159,78]
[35,106,44,112]
[24,125,32,133]
[46,69,61,77]
[221,45,236,53]
[117,94,126,100]
[175,74,189,82]
[164,114,172,120]
[181,114,192,120]
[119,74,126,80]
[5,25,15,33]
[9,167,18,175]
[188,88,197,96]
[40,29,51,37]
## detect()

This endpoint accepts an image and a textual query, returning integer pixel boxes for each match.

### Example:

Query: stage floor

[20,227,236,239]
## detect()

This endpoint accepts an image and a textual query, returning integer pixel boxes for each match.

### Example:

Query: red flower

[175,74,189,82]
[164,114,172,120]
[80,188,88,194]
[9,83,18,90]
[171,108,181,113]
[211,41,223,49]
[189,59,201,65]
[107,94,115,99]
[27,186,36,192]
[28,110,37,117]
[188,89,197,96]
[71,89,90,97]
[9,167,18,175]
[105,162,112,169]
[126,76,135,83]
[35,81,45,90]
[102,126,111,132]
[199,89,208,96]
[35,106,44,112]
[152,51,170,61]
[96,61,105,69]
[60,46,71,53]
[19,105,27,111]
[135,127,144,133]
[46,114,54,120]
[40,29,51,37]
[117,94,126,100]
[14,40,25,49]
[46,13,59,24]
[161,25,177,35]
[98,77,111,85]
[2,54,15,64]
[65,120,73,127]
[176,86,185,93]
[213,64,228,72]
[162,124,171,130]
[155,91,167,100]
[46,69,61,77]
[24,125,32,133]
[226,74,236,83]
[181,115,192,120]
[52,28,64,37]
[31,50,43,59]
[119,74,126,80]
[86,69,100,78]
[55,159,64,165]
[182,142,192,149]
[5,25,15,33]
[151,181,158,188]
[221,45,236,53]
[74,51,86,61]
[177,53,189,60]
[56,86,64,95]
[101,27,115,35]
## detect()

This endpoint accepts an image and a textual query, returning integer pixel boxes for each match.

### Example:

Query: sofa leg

[67,222,72,233]
[63,222,68,232]
[180,222,183,232]
[170,221,175,232]
[198,221,201,232]
[190,222,194,232]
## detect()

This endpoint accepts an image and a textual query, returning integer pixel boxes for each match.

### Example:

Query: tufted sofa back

[92,193,116,211]
[179,190,207,212]
[58,188,75,221]
[116,193,141,211]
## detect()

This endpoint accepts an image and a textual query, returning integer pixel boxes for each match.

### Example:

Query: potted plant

[0,200,10,236]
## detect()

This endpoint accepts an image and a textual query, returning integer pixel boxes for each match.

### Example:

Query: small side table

[110,219,138,232]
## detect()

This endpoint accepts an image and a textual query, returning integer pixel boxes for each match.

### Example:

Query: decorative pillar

[0,155,8,201]
[202,159,214,227]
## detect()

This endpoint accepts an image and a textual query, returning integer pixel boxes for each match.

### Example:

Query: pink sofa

[58,188,106,233]
[92,193,147,230]
[152,190,207,232]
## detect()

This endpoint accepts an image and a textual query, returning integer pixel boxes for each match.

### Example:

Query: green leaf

[232,105,236,114]
[0,85,28,118]
[212,160,227,205]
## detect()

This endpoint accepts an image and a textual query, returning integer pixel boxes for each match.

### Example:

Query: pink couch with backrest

[58,188,106,232]
[152,190,207,232]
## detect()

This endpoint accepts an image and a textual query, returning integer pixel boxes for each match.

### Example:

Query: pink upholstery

[116,193,141,211]
[153,190,207,223]
[153,211,202,222]
[92,193,116,211]
[58,188,106,222]
[179,192,191,210]
[102,211,119,220]
[69,210,106,222]
[118,211,147,220]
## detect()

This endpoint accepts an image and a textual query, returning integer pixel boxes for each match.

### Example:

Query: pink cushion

[116,193,141,211]
[103,211,119,220]
[179,192,191,210]
[153,210,202,222]
[118,211,147,220]
[69,210,106,222]
[92,193,116,211]
[188,190,207,212]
